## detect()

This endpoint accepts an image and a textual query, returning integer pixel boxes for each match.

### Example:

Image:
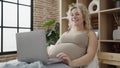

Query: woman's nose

[72,15,77,19]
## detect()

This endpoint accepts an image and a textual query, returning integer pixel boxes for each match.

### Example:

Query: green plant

[113,13,120,26]
[42,19,60,46]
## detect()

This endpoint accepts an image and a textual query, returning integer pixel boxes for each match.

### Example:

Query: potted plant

[113,13,120,27]
[113,0,120,7]
[42,19,60,46]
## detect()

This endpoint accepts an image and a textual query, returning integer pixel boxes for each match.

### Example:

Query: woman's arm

[70,31,98,67]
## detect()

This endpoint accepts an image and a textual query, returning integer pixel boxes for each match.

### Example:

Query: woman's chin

[72,21,77,24]
[73,22,79,25]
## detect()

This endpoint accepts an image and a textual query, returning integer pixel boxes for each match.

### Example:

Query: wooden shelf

[98,52,120,66]
[62,17,68,19]
[100,8,120,14]
[60,19,68,35]
[100,40,120,43]
[61,0,76,17]
[90,12,98,18]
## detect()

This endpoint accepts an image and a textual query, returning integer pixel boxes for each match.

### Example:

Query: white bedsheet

[0,60,72,68]
[0,60,45,68]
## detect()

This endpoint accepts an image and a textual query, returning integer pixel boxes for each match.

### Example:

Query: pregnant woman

[48,3,98,68]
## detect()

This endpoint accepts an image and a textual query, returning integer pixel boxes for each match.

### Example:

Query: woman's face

[70,8,84,26]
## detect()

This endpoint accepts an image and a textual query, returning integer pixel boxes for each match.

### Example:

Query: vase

[88,0,99,13]
[116,1,120,8]
[113,26,120,40]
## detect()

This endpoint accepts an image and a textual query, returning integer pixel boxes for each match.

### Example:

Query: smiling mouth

[72,19,79,22]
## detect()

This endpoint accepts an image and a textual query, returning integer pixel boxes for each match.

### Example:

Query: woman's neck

[71,24,85,32]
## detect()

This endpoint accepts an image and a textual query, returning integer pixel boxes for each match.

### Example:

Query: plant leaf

[42,19,55,27]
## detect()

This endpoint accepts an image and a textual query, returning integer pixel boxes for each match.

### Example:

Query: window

[4,0,17,3]
[3,2,17,27]
[0,0,33,55]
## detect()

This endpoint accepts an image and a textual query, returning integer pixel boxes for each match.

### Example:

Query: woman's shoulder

[88,30,97,38]
[88,30,96,34]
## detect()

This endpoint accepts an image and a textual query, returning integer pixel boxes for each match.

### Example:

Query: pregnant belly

[50,43,86,60]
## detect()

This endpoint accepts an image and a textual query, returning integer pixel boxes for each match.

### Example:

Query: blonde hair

[67,3,92,31]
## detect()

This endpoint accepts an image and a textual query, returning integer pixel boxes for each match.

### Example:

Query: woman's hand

[56,52,72,66]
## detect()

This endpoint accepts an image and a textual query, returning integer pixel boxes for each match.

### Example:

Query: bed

[0,59,72,68]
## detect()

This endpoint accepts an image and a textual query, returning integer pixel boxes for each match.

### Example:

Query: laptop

[16,30,62,64]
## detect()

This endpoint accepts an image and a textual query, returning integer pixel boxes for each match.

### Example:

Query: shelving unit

[99,0,120,67]
[60,0,120,68]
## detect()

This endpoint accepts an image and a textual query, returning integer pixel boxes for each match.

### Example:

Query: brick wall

[0,0,60,62]
[33,0,60,30]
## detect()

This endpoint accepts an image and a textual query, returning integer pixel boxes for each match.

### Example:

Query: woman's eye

[70,13,80,16]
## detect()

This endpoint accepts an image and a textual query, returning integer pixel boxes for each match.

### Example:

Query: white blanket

[0,60,45,68]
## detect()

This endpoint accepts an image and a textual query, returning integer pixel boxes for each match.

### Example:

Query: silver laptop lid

[16,30,48,63]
